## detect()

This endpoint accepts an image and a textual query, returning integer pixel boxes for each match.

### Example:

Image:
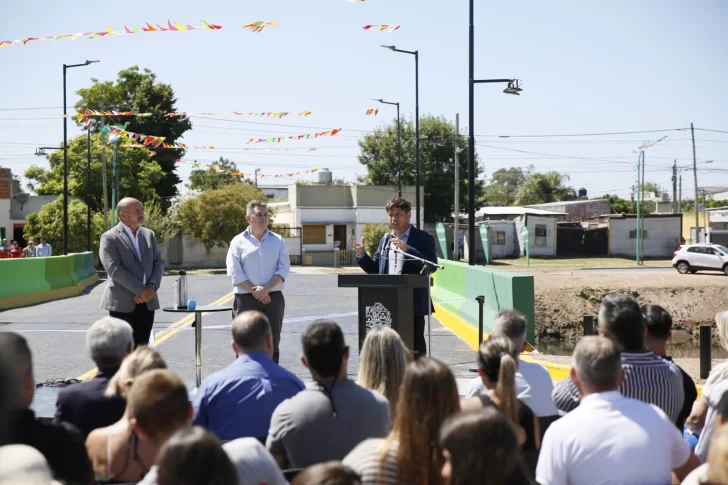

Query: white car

[672,244,728,276]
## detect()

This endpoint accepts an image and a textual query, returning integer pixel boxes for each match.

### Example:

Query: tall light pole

[691,122,700,243]
[381,45,420,227]
[374,98,402,197]
[63,60,99,255]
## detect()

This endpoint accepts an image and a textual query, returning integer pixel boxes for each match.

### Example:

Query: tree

[23,196,105,254]
[643,182,664,196]
[481,167,529,206]
[142,200,179,244]
[599,194,634,214]
[357,115,484,222]
[75,66,192,210]
[362,223,389,255]
[187,158,253,191]
[177,183,267,251]
[516,172,576,205]
[24,133,165,213]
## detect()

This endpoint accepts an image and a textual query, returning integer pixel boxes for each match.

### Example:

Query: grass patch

[495,256,672,270]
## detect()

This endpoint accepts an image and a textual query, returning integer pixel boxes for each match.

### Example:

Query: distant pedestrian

[22,240,36,258]
[9,241,22,258]
[0,238,9,259]
[36,237,52,257]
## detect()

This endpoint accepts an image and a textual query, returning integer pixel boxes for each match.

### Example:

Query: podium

[338,274,429,351]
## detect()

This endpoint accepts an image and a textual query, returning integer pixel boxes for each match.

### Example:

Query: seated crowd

[2,297,728,485]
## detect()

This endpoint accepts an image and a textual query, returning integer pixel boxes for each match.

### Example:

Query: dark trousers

[233,292,285,363]
[110,303,155,348]
[414,315,426,357]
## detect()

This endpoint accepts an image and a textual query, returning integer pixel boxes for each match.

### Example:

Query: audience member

[22,240,36,257]
[9,241,22,258]
[223,438,288,485]
[36,237,52,257]
[0,238,9,258]
[461,337,540,451]
[439,408,535,485]
[537,336,698,485]
[85,346,167,482]
[267,320,390,468]
[465,310,559,417]
[0,332,91,485]
[686,311,728,438]
[641,304,698,431]
[155,426,238,485]
[343,357,460,485]
[682,423,728,485]
[552,294,684,424]
[292,462,362,485]
[695,382,728,463]
[55,317,132,437]
[193,311,304,441]
[0,352,13,444]
[0,444,61,485]
[356,327,408,418]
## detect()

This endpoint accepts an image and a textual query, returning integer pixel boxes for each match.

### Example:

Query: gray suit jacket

[99,223,164,312]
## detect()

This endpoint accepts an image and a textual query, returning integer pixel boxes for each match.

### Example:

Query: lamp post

[63,60,99,255]
[374,98,402,197]
[381,45,420,227]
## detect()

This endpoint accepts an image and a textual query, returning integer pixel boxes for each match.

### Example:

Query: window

[495,231,506,245]
[687,246,699,253]
[629,229,648,240]
[302,224,326,244]
[535,224,547,247]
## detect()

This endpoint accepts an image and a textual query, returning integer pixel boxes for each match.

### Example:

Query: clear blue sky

[1,0,727,201]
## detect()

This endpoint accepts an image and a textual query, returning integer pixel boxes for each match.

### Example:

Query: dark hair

[0,332,33,379]
[641,304,672,341]
[385,197,412,214]
[598,294,645,351]
[440,408,534,485]
[292,462,362,485]
[157,426,237,485]
[0,354,14,443]
[302,320,346,378]
[478,337,520,425]
[232,311,271,351]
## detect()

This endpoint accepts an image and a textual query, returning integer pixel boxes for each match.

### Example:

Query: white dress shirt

[35,243,52,257]
[121,222,145,284]
[226,228,290,294]
[387,225,412,275]
[536,391,690,485]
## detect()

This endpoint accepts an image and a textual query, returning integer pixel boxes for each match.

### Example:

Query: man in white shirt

[465,309,558,417]
[536,336,699,485]
[35,238,52,257]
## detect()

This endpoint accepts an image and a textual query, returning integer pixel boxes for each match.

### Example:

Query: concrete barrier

[0,252,99,309]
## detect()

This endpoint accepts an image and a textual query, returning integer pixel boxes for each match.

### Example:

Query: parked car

[672,244,728,275]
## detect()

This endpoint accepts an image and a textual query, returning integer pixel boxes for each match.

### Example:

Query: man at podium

[348,197,438,357]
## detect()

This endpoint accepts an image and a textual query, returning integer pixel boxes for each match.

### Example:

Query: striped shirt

[552,350,685,424]
[343,438,399,485]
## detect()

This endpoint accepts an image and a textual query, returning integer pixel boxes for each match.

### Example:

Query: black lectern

[338,274,429,351]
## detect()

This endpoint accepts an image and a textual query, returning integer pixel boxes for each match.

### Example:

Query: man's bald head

[232,311,272,355]
[117,197,145,229]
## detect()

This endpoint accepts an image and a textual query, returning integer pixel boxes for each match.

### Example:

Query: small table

[162,305,232,387]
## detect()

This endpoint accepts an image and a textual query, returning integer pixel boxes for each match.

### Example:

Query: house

[606,213,682,258]
[525,199,610,222]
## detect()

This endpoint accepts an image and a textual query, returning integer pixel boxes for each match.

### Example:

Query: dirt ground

[531,271,728,343]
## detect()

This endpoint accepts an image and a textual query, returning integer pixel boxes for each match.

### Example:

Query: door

[333,225,347,249]
[704,247,724,269]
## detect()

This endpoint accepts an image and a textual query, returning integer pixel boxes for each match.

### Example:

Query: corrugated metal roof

[475,206,567,217]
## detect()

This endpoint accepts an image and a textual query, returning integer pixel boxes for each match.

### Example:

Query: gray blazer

[99,223,164,312]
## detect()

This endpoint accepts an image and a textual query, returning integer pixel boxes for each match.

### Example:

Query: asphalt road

[1,272,477,417]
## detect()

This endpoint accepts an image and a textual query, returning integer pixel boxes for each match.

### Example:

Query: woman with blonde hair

[460,337,540,451]
[343,357,460,485]
[86,346,167,483]
[357,328,408,416]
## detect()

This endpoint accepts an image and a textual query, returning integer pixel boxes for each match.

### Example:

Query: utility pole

[631,185,636,214]
[100,118,109,230]
[453,114,460,261]
[691,122,700,243]
[672,160,677,214]
[640,150,645,262]
[635,152,642,265]
[111,142,119,226]
[255,168,260,188]
[87,124,92,251]
[678,172,682,213]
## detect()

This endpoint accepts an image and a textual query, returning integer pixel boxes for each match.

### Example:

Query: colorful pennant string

[124,144,320,152]
[188,161,319,180]
[365,108,379,116]
[67,108,312,121]
[0,20,222,48]
[243,22,278,33]
[633,136,668,153]
[362,24,400,32]
[246,127,342,144]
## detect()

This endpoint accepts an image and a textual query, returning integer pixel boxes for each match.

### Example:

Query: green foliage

[24,133,164,213]
[177,183,268,251]
[516,172,576,205]
[481,167,530,205]
[363,223,389,255]
[357,115,483,222]
[142,200,178,243]
[75,66,192,210]
[23,196,105,254]
[188,157,253,191]
[599,194,634,214]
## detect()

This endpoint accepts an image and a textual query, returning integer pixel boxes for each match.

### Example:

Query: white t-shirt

[465,359,559,417]
[695,379,728,463]
[702,361,728,400]
[536,391,690,485]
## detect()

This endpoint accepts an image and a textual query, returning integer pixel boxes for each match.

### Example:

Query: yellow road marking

[76,292,235,381]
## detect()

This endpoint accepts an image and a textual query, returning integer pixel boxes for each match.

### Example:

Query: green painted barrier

[432,260,535,343]
[45,256,75,290]
[68,252,95,285]
[0,258,51,299]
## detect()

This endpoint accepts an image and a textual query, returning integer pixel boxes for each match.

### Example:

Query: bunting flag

[243,22,278,33]
[123,144,320,152]
[0,20,222,48]
[246,127,342,144]
[633,136,668,153]
[362,24,400,32]
[365,108,379,116]
[187,160,319,180]
[348,0,366,2]
[66,108,312,120]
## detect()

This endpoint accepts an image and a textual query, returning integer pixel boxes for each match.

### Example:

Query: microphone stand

[394,248,443,357]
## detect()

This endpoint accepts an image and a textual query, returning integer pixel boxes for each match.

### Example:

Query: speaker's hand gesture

[348,236,366,257]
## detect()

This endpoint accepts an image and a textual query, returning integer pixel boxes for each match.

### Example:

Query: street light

[373,98,402,197]
[467,0,522,265]
[63,60,99,255]
[381,45,420,227]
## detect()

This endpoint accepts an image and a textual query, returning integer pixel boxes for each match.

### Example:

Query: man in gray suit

[99,198,164,347]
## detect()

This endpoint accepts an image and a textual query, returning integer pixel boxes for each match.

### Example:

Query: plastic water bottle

[173,279,179,309]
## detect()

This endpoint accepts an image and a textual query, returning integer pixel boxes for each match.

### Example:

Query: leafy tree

[362,223,389,255]
[481,167,529,205]
[142,200,179,244]
[177,183,267,251]
[357,115,483,222]
[75,66,192,210]
[599,194,634,214]
[188,158,253,191]
[24,133,165,214]
[516,172,576,205]
[643,182,664,196]
[23,196,105,254]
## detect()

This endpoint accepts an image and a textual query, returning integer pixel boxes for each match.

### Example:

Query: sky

[1,0,727,203]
